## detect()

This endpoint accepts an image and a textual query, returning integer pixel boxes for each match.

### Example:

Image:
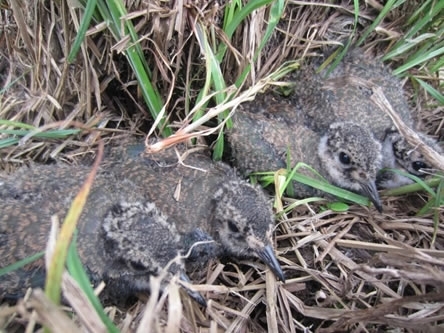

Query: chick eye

[412,161,427,172]
[128,260,147,272]
[227,220,240,233]
[339,152,351,165]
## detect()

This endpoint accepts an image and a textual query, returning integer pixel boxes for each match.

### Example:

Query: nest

[1,0,443,332]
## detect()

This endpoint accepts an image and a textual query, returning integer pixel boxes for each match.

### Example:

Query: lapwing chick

[227,99,383,211]
[112,144,285,282]
[0,166,205,306]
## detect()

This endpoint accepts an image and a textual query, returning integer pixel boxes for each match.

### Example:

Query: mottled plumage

[227,95,383,211]
[110,144,285,281]
[288,50,413,140]
[0,165,204,305]
[378,129,443,188]
[289,50,441,187]
[228,50,441,198]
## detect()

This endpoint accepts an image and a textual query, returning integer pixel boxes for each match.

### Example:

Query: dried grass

[1,0,443,332]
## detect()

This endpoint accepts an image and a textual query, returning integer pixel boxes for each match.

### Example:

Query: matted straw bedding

[1,1,443,332]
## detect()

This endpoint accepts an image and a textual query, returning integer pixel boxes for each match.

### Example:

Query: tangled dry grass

[1,0,443,332]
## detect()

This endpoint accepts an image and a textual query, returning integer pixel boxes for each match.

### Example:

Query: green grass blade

[324,0,360,76]
[380,173,441,197]
[0,252,44,276]
[194,22,229,160]
[0,129,81,138]
[414,78,444,104]
[0,120,82,148]
[66,237,120,333]
[285,148,295,198]
[217,0,275,61]
[391,170,437,196]
[289,172,371,207]
[223,0,242,32]
[0,137,19,149]
[429,54,444,73]
[194,23,227,104]
[278,197,325,216]
[107,0,171,137]
[254,166,371,208]
[79,0,171,137]
[67,0,98,63]
[406,0,435,25]
[235,0,285,87]
[0,119,36,129]
[392,46,444,75]
[403,0,444,40]
[383,33,440,60]
[45,144,103,305]
[431,179,444,242]
[357,0,398,46]
[212,0,284,158]
[384,0,444,65]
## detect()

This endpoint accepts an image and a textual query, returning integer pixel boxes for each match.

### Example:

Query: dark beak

[256,244,285,282]
[179,272,207,307]
[360,180,382,212]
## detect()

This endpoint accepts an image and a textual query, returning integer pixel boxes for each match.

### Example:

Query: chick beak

[256,244,285,282]
[360,180,382,213]
[179,272,207,307]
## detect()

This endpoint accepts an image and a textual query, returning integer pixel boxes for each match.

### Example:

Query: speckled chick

[289,50,414,139]
[227,93,383,211]
[378,129,443,188]
[289,50,441,185]
[0,165,205,305]
[110,144,285,281]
